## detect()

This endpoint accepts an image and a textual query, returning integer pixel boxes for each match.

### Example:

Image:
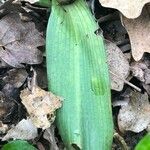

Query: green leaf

[46,0,113,149]
[2,140,36,150]
[135,133,150,150]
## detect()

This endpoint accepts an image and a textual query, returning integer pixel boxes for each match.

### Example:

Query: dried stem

[114,131,129,150]
[110,70,141,92]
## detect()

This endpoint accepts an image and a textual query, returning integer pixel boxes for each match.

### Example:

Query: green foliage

[2,140,36,150]
[135,133,150,150]
[46,0,113,149]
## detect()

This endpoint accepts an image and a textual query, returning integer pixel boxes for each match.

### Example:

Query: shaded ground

[0,0,150,149]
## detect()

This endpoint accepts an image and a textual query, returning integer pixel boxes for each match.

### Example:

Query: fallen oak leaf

[121,5,150,61]
[106,40,129,91]
[106,41,140,92]
[0,13,44,68]
[99,0,150,19]
[118,91,150,133]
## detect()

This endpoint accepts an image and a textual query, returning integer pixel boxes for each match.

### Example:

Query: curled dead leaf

[20,85,62,129]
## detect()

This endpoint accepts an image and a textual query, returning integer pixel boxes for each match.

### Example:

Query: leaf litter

[0,13,44,68]
[20,68,62,129]
[43,125,59,150]
[2,69,28,88]
[0,0,150,149]
[96,2,150,148]
[118,90,150,133]
[106,40,129,91]
[99,0,150,18]
[121,4,150,61]
[2,118,38,141]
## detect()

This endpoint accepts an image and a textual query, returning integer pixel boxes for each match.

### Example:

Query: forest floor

[0,0,150,149]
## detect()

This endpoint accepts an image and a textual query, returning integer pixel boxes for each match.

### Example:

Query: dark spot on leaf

[71,143,80,150]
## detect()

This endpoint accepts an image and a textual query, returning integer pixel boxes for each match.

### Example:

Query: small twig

[44,126,59,150]
[110,70,141,92]
[97,11,119,23]
[30,66,37,93]
[27,67,37,92]
[119,44,131,53]
[114,131,129,150]
[4,39,20,47]
[25,2,48,10]
[116,39,130,46]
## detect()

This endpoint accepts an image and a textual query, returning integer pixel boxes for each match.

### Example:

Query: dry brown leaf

[118,91,150,133]
[0,13,44,68]
[36,67,48,89]
[0,91,16,122]
[0,122,8,135]
[130,62,147,82]
[43,126,59,150]
[99,0,150,18]
[20,84,62,129]
[106,40,129,91]
[143,84,150,96]
[2,119,38,141]
[3,69,28,88]
[130,62,150,84]
[0,0,27,19]
[121,6,150,61]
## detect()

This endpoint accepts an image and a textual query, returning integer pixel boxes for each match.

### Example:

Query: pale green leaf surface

[46,0,113,149]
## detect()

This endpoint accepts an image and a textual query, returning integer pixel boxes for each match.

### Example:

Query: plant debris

[0,122,8,135]
[43,126,59,150]
[0,13,44,68]
[20,69,62,129]
[0,91,17,123]
[3,69,28,88]
[0,0,149,149]
[106,40,129,91]
[121,5,150,61]
[99,0,150,18]
[2,119,38,141]
[118,90,150,133]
